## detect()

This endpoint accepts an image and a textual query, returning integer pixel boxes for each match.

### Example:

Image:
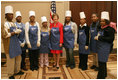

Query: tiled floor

[1,54,117,79]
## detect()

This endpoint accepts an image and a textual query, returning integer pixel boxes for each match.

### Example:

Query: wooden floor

[1,54,117,79]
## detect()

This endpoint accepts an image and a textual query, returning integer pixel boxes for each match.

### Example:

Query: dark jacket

[98,26,115,43]
[77,25,90,46]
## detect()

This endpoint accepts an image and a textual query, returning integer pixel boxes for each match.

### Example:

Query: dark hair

[92,13,99,17]
[52,13,59,19]
[64,17,73,26]
[104,19,110,25]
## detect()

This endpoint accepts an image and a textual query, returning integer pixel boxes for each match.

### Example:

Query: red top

[50,22,63,54]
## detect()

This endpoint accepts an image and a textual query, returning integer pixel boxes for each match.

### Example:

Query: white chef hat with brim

[15,11,22,18]
[65,10,71,17]
[80,12,86,19]
[29,11,35,17]
[5,5,13,14]
[41,16,47,23]
[101,11,110,20]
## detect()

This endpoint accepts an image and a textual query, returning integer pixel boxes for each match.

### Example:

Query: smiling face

[42,22,47,27]
[80,18,86,25]
[53,16,58,23]
[5,13,13,21]
[29,16,35,22]
[100,19,106,26]
[65,17,71,22]
[91,14,98,22]
[16,16,22,23]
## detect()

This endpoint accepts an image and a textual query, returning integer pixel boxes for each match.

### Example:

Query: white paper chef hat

[80,12,86,19]
[41,16,47,23]
[15,11,21,18]
[5,5,13,14]
[101,11,110,20]
[29,11,35,17]
[65,10,71,17]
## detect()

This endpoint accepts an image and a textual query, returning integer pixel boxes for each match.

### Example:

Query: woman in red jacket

[50,13,63,69]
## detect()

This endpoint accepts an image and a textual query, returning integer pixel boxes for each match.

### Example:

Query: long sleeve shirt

[50,22,63,44]
[64,21,78,45]
[2,21,17,54]
[25,21,41,44]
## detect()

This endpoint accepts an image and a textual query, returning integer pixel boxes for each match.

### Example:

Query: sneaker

[9,75,15,79]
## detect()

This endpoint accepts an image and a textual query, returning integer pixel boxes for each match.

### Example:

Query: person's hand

[74,44,78,48]
[59,43,62,47]
[37,42,40,47]
[94,36,98,40]
[27,42,32,48]
[20,43,25,47]
[6,33,11,38]
[15,29,22,34]
[85,46,88,50]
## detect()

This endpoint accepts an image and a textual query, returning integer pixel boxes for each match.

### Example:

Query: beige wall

[1,1,69,53]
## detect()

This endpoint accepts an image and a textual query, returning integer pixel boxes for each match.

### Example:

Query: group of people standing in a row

[2,5,116,79]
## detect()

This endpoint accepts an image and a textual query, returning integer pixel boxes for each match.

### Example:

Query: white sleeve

[36,22,41,43]
[73,22,78,45]
[25,22,30,44]
[4,22,11,38]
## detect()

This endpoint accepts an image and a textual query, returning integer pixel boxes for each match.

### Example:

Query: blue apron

[78,29,90,54]
[40,31,50,53]
[50,24,62,50]
[97,30,111,62]
[8,23,22,58]
[63,23,74,48]
[15,22,27,51]
[90,22,99,53]
[29,24,38,50]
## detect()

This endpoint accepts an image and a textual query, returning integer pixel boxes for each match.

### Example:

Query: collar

[66,21,72,26]
[80,23,87,28]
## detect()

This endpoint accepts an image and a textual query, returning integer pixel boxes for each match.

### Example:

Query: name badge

[91,30,94,33]
[42,34,47,37]
[64,27,69,31]
[52,29,57,32]
[79,32,83,35]
[31,28,36,31]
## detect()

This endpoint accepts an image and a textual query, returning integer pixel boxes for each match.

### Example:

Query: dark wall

[70,1,117,26]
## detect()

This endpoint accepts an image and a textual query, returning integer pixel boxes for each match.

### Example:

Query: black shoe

[66,64,70,67]
[94,67,99,71]
[34,67,39,70]
[30,68,34,71]
[22,67,28,71]
[56,67,59,69]
[78,64,82,69]
[90,65,96,69]
[15,71,24,75]
[53,64,56,67]
[82,68,87,70]
[9,76,15,79]
[70,65,75,69]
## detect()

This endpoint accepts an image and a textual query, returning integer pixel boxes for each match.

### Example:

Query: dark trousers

[65,48,75,66]
[29,49,39,69]
[79,53,88,70]
[97,61,107,79]
[21,50,27,69]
